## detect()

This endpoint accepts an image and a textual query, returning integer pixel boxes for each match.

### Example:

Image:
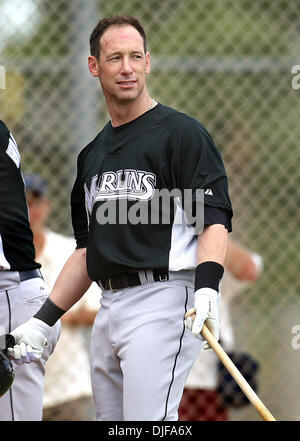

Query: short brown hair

[89,15,147,60]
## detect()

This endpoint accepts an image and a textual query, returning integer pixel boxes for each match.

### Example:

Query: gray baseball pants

[90,270,203,421]
[0,272,61,421]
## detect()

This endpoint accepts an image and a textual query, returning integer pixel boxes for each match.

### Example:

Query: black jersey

[0,121,40,271]
[71,103,233,281]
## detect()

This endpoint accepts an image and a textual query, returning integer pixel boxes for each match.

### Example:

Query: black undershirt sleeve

[204,205,232,232]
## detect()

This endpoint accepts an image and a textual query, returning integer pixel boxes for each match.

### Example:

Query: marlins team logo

[84,170,204,232]
[84,169,156,219]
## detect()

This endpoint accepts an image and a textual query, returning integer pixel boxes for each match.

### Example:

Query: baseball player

[8,16,233,421]
[0,68,61,420]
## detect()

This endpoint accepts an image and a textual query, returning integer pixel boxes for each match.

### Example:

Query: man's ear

[145,52,151,75]
[88,56,100,78]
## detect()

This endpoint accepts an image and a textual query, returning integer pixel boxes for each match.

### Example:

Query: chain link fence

[1,0,299,421]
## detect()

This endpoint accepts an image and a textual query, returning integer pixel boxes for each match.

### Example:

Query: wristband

[34,297,66,327]
[195,261,224,292]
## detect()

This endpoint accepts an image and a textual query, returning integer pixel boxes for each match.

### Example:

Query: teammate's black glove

[0,334,15,397]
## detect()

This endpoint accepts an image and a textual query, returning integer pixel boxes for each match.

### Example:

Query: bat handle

[185,309,276,421]
[201,324,276,421]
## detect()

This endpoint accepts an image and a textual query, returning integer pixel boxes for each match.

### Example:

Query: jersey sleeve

[0,121,9,151]
[169,114,233,230]
[0,121,21,168]
[70,153,89,248]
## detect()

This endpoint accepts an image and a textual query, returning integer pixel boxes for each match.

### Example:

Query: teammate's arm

[225,239,262,281]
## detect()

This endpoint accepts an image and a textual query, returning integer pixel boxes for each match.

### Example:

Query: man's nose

[120,57,133,74]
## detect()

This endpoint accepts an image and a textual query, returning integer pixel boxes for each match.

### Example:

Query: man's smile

[116,80,137,87]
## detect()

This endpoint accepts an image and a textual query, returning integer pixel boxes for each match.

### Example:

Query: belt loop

[97,280,105,291]
[108,279,118,292]
[146,269,155,283]
[138,270,148,285]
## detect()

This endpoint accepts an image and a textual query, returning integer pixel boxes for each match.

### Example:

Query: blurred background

[1,0,299,421]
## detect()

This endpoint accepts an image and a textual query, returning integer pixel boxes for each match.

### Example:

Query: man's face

[89,25,150,105]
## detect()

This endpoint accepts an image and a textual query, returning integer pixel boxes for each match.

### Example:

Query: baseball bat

[185,308,276,421]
